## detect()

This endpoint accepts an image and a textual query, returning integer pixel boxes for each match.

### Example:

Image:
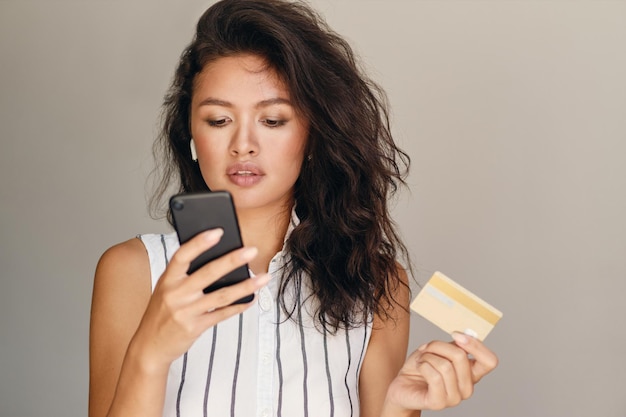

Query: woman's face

[190,54,309,213]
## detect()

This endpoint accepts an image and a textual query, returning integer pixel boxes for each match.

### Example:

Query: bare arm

[89,230,270,417]
[359,268,420,417]
[89,237,153,417]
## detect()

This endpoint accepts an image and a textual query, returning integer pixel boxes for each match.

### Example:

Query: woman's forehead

[194,54,288,95]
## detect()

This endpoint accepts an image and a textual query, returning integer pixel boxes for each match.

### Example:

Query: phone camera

[172,199,184,211]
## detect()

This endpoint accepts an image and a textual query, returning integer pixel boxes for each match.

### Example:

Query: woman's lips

[227,163,264,187]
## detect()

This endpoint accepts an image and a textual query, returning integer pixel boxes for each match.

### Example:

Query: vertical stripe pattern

[323,326,335,417]
[230,314,244,417]
[343,330,353,417]
[276,298,284,417]
[203,325,218,417]
[139,232,373,417]
[297,285,309,417]
[160,234,168,265]
[176,353,188,417]
[356,325,369,381]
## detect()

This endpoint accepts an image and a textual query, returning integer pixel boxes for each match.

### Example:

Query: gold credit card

[410,271,503,341]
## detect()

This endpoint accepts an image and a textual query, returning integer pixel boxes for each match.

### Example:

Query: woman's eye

[263,119,286,127]
[208,118,229,127]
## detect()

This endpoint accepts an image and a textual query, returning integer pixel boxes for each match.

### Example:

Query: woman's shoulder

[95,237,152,293]
[98,237,148,271]
[91,237,153,350]
[95,232,178,283]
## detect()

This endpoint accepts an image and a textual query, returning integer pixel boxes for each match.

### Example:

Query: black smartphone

[169,191,253,304]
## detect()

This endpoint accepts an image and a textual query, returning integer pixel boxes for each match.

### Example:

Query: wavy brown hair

[150,0,412,332]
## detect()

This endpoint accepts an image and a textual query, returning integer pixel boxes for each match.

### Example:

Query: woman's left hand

[383,332,499,414]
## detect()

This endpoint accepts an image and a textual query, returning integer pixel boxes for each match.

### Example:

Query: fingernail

[204,228,224,241]
[451,331,469,345]
[240,247,258,261]
[418,343,427,351]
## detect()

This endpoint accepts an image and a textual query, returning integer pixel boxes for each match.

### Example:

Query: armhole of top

[136,234,171,293]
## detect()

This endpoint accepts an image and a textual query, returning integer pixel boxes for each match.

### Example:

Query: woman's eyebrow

[196,97,292,108]
[197,97,232,107]
[255,97,292,108]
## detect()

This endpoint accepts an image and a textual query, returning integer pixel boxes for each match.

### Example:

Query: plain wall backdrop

[1,1,624,416]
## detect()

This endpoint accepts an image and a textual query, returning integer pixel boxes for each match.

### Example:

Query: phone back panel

[170,191,251,300]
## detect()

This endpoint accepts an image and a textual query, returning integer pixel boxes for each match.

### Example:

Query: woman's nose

[229,122,259,156]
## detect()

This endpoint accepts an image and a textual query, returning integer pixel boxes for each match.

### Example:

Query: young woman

[89,1,498,416]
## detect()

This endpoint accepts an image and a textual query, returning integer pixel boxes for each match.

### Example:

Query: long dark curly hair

[150,0,412,332]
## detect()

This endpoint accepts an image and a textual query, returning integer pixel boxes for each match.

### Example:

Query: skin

[89,53,498,417]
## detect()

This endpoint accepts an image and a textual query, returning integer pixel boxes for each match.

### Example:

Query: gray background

[1,1,624,416]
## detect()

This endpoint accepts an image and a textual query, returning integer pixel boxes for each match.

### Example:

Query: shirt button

[262,353,272,365]
[261,409,271,417]
[259,288,272,312]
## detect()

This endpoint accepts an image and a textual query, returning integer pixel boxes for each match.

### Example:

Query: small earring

[190,139,198,162]
[307,154,312,161]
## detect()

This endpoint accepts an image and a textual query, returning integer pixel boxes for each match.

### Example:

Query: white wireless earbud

[190,138,198,162]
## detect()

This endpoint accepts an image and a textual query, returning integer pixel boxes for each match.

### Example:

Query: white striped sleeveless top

[139,226,372,417]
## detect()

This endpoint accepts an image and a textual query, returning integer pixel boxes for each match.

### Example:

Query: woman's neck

[236,203,292,274]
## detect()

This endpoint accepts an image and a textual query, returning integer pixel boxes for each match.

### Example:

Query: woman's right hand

[90,230,267,417]
[89,230,269,417]
[129,228,270,372]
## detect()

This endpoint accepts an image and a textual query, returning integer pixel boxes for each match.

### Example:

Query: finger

[196,299,255,330]
[418,352,462,407]
[169,297,255,340]
[192,273,271,313]
[167,229,224,277]
[418,340,474,400]
[415,359,447,411]
[451,332,499,382]
[185,246,258,293]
